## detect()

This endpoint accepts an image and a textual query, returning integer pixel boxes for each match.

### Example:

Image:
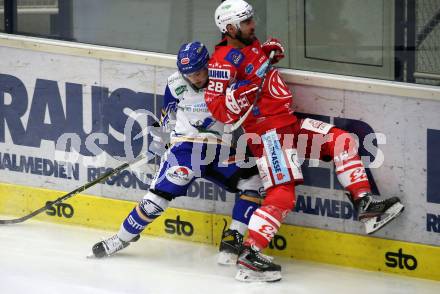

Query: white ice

[1,219,439,294]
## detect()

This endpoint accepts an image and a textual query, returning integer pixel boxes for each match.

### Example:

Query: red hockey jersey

[205,39,297,135]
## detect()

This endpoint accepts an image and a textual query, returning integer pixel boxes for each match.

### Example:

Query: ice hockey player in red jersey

[205,0,405,282]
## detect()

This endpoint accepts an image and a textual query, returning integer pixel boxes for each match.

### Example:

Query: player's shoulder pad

[167,71,189,98]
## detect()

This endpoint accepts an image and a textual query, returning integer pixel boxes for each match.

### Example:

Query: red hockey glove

[225,81,259,115]
[262,37,285,64]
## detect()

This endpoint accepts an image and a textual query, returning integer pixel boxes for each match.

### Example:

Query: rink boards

[1,34,440,282]
[1,181,439,282]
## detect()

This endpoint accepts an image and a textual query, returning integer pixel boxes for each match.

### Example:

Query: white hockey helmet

[215,0,254,33]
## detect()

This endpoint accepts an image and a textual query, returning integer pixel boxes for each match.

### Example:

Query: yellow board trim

[1,182,439,281]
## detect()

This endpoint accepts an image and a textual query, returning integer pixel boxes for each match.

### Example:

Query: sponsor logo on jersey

[166,166,193,186]
[268,70,291,99]
[182,102,209,113]
[252,47,259,54]
[225,49,244,67]
[208,69,230,80]
[245,64,254,74]
[175,85,187,96]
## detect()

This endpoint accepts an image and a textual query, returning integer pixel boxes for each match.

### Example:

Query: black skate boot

[90,234,140,258]
[355,193,404,234]
[235,244,282,282]
[217,229,243,265]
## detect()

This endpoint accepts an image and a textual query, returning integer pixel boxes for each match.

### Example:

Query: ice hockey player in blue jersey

[91,41,264,265]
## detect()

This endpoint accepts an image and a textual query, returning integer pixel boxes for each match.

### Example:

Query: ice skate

[355,193,404,234]
[235,244,281,282]
[89,234,140,258]
[217,229,243,265]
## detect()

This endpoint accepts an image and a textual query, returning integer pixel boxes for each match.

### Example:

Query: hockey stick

[0,153,153,225]
[227,50,276,133]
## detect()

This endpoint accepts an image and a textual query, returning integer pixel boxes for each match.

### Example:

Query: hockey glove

[262,37,285,64]
[225,81,259,115]
[147,122,170,157]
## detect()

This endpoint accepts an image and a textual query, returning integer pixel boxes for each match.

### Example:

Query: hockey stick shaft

[0,153,152,225]
[228,50,276,132]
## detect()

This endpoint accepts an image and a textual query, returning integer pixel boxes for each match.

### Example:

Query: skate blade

[364,202,405,234]
[217,252,237,265]
[86,252,97,259]
[235,268,282,282]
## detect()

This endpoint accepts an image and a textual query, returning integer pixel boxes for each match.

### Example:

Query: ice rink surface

[1,219,439,294]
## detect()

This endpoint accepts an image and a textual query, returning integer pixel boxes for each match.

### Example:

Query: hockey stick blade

[227,50,276,133]
[0,153,153,225]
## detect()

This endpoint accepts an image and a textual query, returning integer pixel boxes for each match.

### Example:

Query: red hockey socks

[245,205,286,250]
[331,128,371,201]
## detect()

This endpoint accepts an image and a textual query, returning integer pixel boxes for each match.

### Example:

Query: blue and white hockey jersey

[161,71,229,144]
